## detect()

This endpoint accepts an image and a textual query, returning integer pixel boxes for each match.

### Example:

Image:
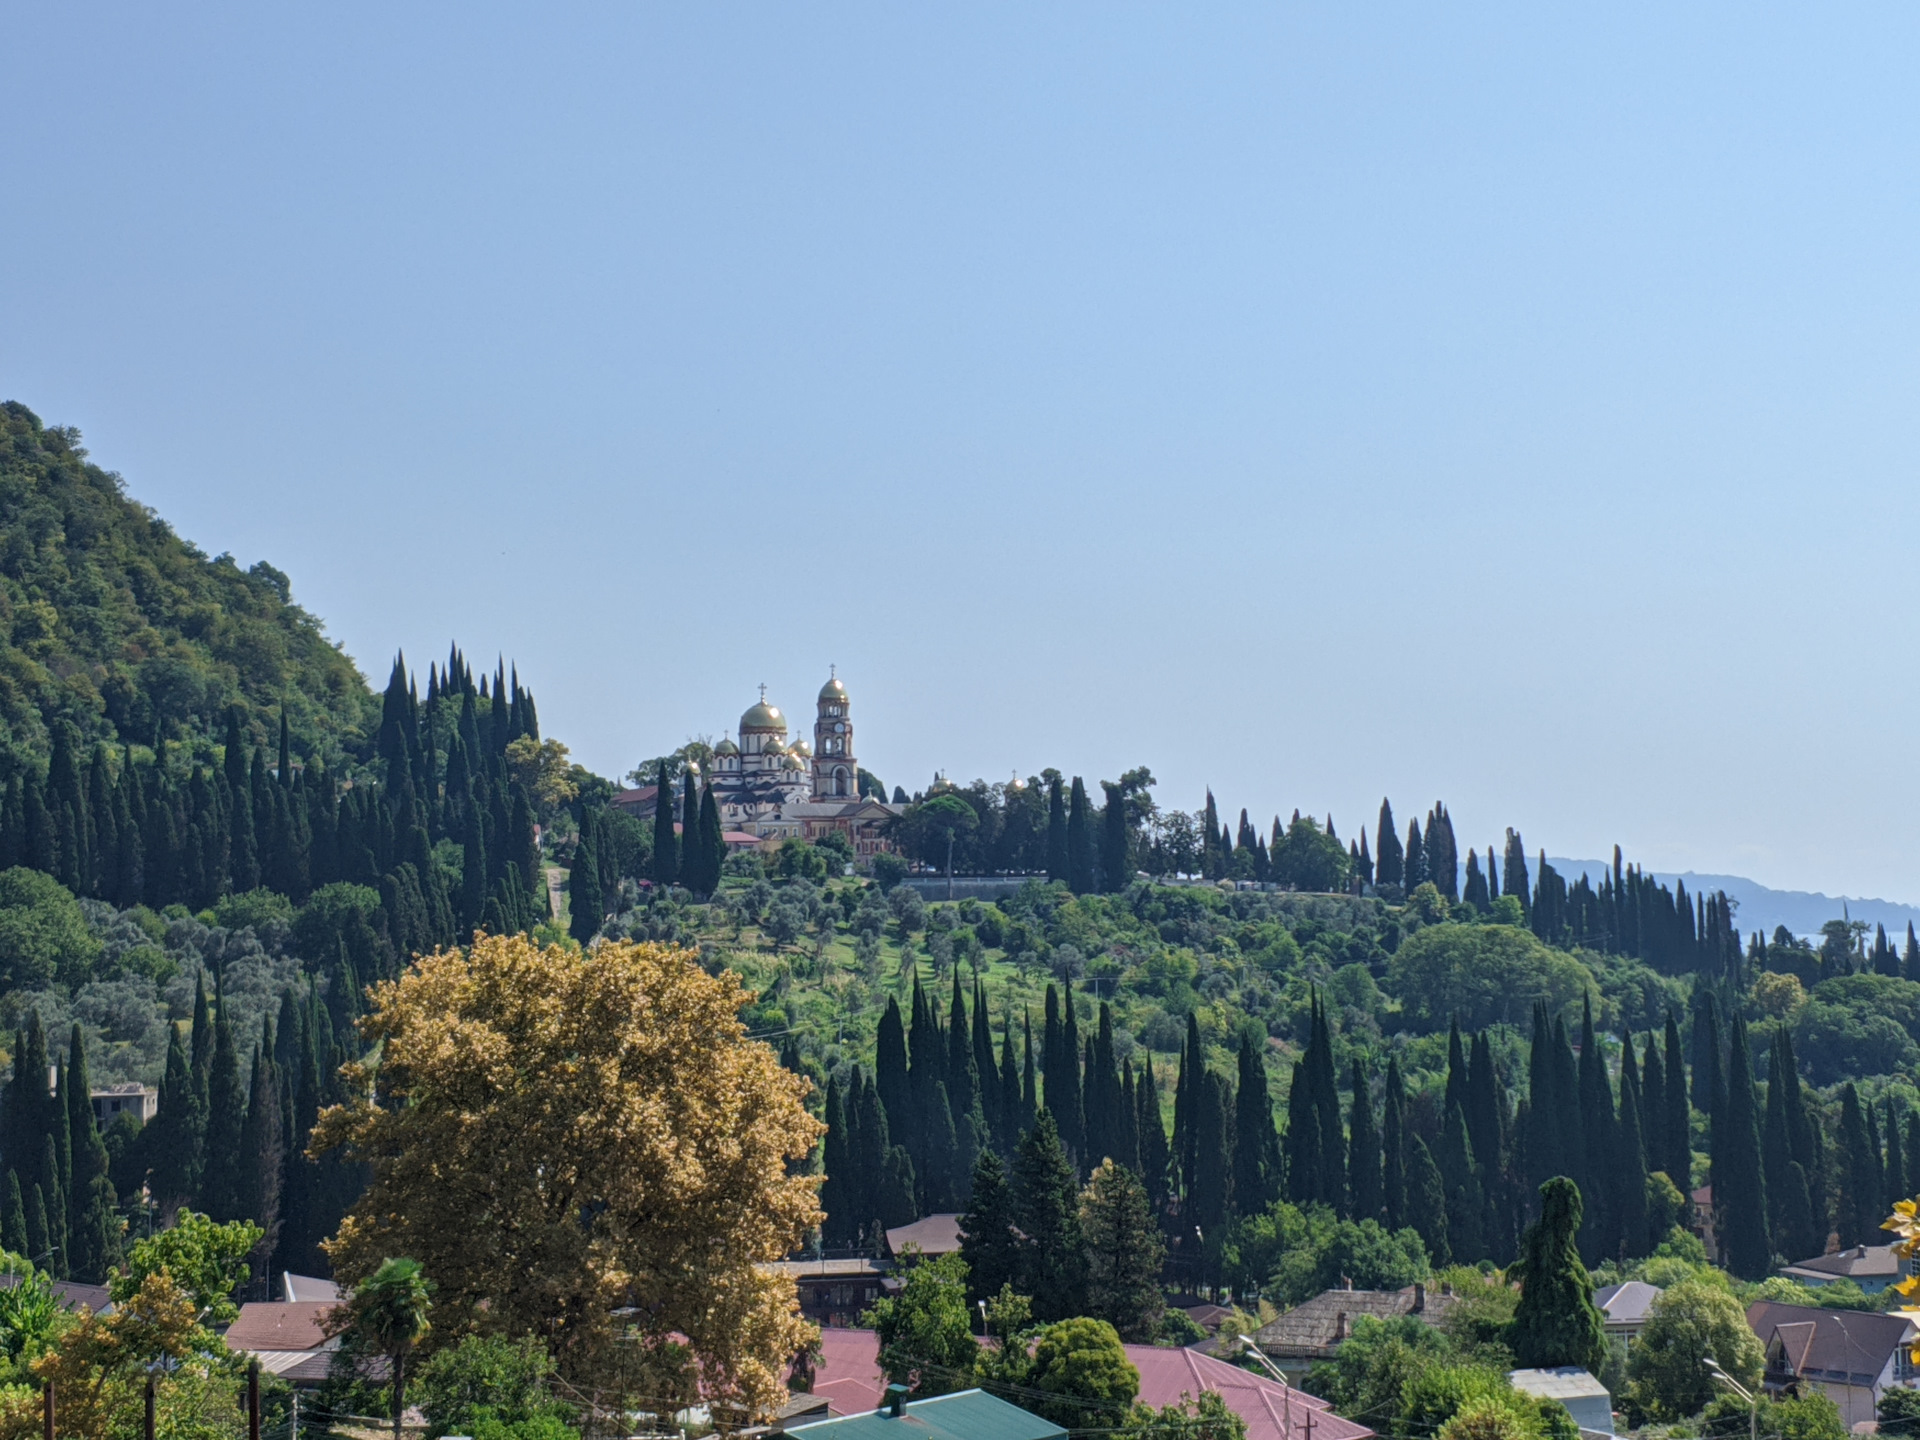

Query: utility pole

[42,1381,52,1440]
[145,1375,155,1440]
[248,1359,260,1440]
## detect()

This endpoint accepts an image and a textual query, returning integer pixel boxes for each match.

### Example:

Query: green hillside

[0,402,374,768]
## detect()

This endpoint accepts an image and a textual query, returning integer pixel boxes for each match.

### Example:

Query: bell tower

[813,667,856,800]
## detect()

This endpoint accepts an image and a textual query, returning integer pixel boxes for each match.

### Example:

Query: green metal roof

[788,1389,1066,1440]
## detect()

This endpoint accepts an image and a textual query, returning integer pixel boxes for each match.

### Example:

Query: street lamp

[1704,1356,1757,1440]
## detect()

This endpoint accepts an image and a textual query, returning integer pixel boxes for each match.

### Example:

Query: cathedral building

[614,671,902,861]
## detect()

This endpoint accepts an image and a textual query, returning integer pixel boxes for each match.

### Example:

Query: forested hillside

[0,397,1915,1333]
[0,404,374,768]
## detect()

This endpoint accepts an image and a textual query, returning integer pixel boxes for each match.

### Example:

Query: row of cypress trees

[820,975,1178,1244]
[0,647,550,969]
[0,971,365,1287]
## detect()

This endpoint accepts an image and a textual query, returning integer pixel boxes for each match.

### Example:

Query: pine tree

[959,1149,1022,1302]
[1383,1057,1408,1232]
[1718,1017,1770,1279]
[1066,778,1094,894]
[1013,1110,1086,1320]
[1348,1059,1382,1223]
[1508,1177,1607,1370]
[1081,1158,1166,1342]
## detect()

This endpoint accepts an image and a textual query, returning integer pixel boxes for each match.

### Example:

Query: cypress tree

[200,1009,246,1220]
[1524,1002,1561,1192]
[1138,1057,1172,1214]
[1057,995,1085,1165]
[1404,818,1426,890]
[1407,1137,1449,1266]
[1615,1032,1650,1258]
[1839,1083,1878,1247]
[1437,1097,1484,1263]
[677,770,699,888]
[1664,1011,1692,1191]
[1286,1063,1319,1208]
[64,1025,114,1282]
[568,831,603,944]
[1375,800,1402,887]
[1232,1030,1277,1214]
[1349,1058,1382,1223]
[820,1076,854,1244]
[1192,1069,1234,1231]
[1099,781,1130,893]
[1718,1017,1770,1279]
[875,997,909,1137]
[1021,1011,1038,1135]
[148,1023,202,1210]
[1426,802,1458,901]
[237,1030,283,1283]
[1575,998,1615,1260]
[41,1136,66,1276]
[1891,1102,1911,1212]
[1066,778,1094,894]
[1764,1031,1817,1263]
[24,1185,47,1271]
[1,1173,23,1259]
[650,763,678,885]
[1309,995,1345,1212]
[1383,1056,1408,1231]
[1462,849,1489,909]
[1503,829,1530,916]
[1044,776,1068,884]
[1641,1032,1666,1187]
[1508,1177,1607,1369]
[697,784,725,895]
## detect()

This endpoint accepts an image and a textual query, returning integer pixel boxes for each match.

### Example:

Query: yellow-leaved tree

[312,933,823,1421]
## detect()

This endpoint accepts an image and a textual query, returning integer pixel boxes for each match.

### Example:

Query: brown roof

[1747,1301,1917,1386]
[1254,1286,1458,1360]
[1782,1244,1902,1281]
[223,1301,339,1352]
[886,1214,963,1258]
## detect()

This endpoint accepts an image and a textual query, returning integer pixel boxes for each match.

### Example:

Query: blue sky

[5,4,1920,902]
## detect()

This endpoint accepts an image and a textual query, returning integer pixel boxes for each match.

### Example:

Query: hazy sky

[5,5,1920,902]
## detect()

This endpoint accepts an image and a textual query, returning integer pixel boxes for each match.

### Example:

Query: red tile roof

[793,1330,1371,1439]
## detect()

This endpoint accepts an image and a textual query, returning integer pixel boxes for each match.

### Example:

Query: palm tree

[345,1257,433,1440]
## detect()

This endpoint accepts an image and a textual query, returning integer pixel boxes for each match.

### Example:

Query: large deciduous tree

[313,933,823,1420]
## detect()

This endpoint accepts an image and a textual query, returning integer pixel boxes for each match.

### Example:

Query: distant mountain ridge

[1546,856,1920,943]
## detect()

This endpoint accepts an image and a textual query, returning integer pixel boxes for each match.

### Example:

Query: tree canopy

[313,932,823,1421]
